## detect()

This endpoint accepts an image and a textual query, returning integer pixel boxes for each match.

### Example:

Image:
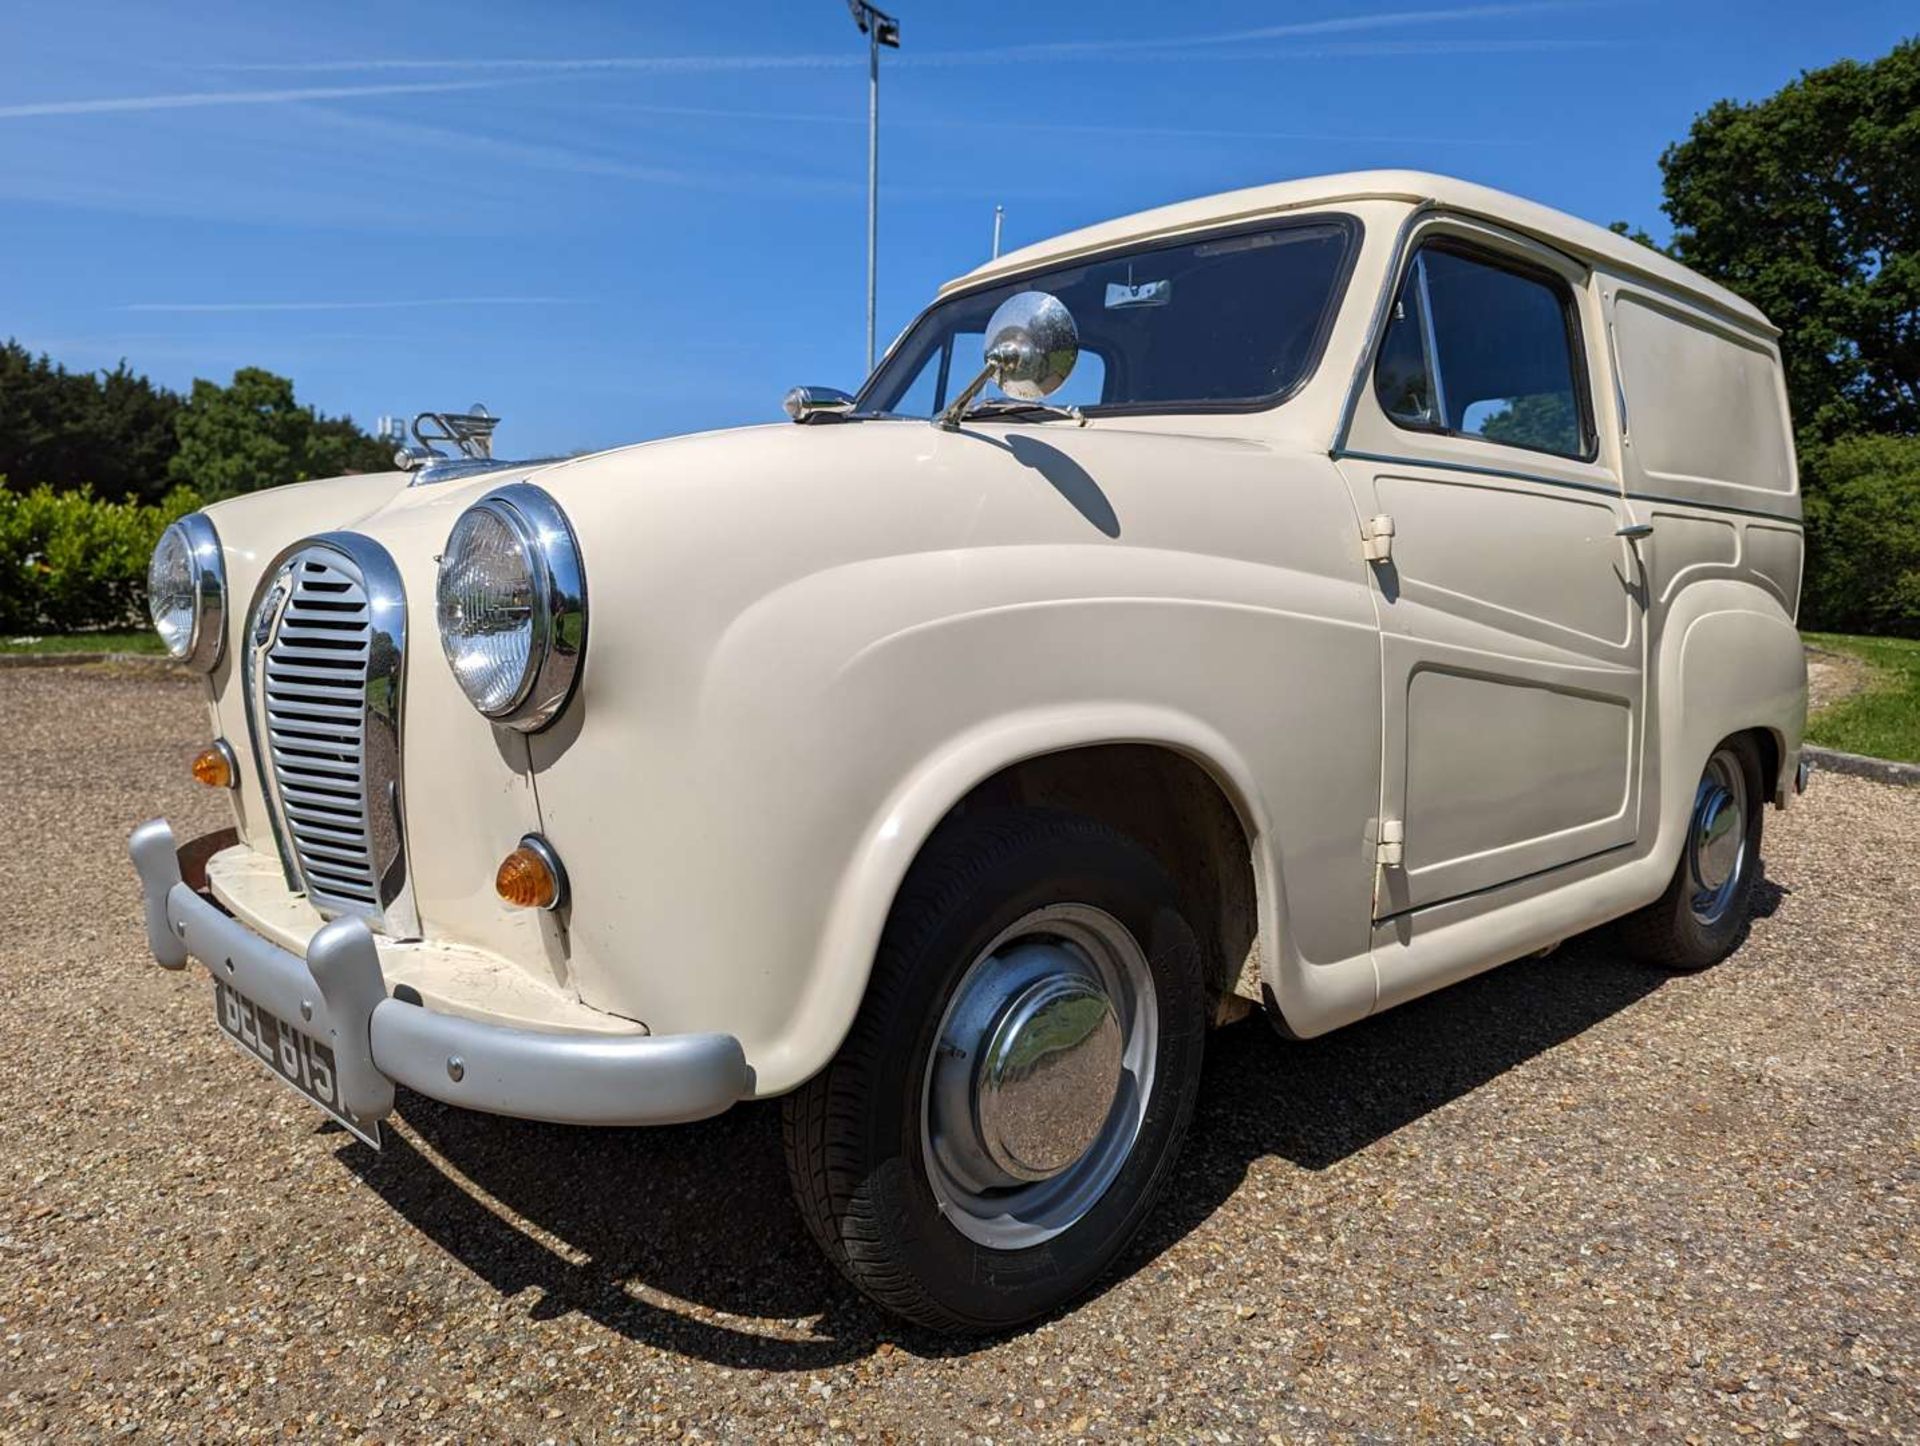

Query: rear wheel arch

[1654,583,1805,853]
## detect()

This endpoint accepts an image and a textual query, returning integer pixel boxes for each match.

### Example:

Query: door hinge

[1375,818,1405,867]
[1360,513,1395,563]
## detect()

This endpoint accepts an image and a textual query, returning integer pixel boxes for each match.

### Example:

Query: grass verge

[1803,631,1920,764]
[2,630,167,656]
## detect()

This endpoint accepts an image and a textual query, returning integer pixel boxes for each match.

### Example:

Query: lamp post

[846,1,899,374]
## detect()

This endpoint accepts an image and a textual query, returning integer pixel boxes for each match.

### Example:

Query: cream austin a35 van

[132,171,1807,1331]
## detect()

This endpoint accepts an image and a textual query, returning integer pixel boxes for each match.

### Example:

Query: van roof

[940,170,1773,335]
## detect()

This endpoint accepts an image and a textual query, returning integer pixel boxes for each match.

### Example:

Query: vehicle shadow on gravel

[340,878,1783,1368]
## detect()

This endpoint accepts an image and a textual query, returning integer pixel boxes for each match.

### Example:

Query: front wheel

[1621,734,1766,971]
[782,808,1207,1332]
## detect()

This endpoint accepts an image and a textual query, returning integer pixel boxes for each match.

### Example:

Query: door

[1338,222,1644,916]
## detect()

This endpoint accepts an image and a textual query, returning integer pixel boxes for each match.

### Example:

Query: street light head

[845,0,900,45]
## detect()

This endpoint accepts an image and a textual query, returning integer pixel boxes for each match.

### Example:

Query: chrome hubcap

[1687,748,1748,925]
[922,904,1157,1250]
[977,973,1123,1181]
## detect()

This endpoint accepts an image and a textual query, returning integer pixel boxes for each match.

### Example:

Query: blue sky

[2,1,1911,457]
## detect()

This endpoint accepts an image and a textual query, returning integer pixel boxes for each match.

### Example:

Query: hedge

[1801,435,1920,639]
[0,482,202,634]
[3,435,1917,640]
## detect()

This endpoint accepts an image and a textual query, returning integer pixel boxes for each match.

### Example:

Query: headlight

[436,483,586,731]
[147,514,225,672]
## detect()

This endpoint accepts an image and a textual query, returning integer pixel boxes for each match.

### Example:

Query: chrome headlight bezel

[148,513,226,673]
[435,483,586,732]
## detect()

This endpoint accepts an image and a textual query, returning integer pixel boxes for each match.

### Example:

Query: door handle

[1615,522,1654,539]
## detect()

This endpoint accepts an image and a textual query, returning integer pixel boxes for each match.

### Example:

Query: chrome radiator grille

[265,554,379,913]
[245,536,416,937]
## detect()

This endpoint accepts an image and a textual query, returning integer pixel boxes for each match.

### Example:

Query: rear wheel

[1621,734,1766,971]
[782,808,1207,1332]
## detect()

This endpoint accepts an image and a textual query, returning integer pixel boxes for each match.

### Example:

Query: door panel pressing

[1343,221,1644,917]
[1402,667,1631,884]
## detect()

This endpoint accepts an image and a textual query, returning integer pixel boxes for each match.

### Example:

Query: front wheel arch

[765,704,1285,1098]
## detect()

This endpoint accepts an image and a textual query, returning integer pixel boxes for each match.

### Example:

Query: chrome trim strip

[1332,448,1806,526]
[241,532,419,939]
[410,455,562,487]
[240,563,300,895]
[1412,253,1449,427]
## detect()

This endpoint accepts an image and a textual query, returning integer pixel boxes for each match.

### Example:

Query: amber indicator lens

[191,746,233,789]
[495,845,560,910]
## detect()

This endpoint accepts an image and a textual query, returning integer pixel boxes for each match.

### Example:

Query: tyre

[782,807,1207,1332]
[1620,734,1766,971]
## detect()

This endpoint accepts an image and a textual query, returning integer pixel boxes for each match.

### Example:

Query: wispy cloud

[122,296,584,314]
[598,100,1537,148]
[295,106,1073,205]
[214,53,858,76]
[293,105,862,199]
[921,1,1595,58]
[209,2,1597,75]
[0,78,538,121]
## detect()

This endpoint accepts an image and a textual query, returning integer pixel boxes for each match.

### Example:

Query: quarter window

[1374,241,1592,460]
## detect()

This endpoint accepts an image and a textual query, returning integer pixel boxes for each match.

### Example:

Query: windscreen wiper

[953,398,1089,427]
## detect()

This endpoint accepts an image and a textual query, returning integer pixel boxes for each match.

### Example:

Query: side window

[889,346,944,417]
[1374,241,1591,460]
[888,332,982,416]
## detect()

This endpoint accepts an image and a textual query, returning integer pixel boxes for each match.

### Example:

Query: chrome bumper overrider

[130,819,751,1130]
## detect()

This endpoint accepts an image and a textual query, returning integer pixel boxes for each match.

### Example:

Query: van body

[131,171,1806,1330]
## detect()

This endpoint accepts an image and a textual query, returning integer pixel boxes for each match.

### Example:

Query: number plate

[213,978,380,1147]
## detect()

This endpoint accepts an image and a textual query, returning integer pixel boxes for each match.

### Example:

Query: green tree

[308,413,400,478]
[167,368,310,497]
[1477,392,1580,455]
[1657,39,1919,444]
[1801,434,1920,636]
[166,367,392,498]
[0,341,185,504]
[91,361,185,501]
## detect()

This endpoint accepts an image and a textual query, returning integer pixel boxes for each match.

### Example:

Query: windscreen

[859,218,1356,417]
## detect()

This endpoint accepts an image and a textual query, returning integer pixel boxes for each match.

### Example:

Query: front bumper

[130,819,751,1130]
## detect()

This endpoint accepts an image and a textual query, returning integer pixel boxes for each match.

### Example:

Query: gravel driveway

[3,664,1915,1442]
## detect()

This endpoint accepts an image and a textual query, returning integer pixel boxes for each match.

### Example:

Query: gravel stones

[2,665,1914,1441]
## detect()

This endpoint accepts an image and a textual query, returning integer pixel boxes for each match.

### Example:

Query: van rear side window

[1612,295,1794,494]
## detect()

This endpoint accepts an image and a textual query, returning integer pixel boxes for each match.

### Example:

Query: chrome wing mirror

[937,290,1081,431]
[784,386,857,423]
